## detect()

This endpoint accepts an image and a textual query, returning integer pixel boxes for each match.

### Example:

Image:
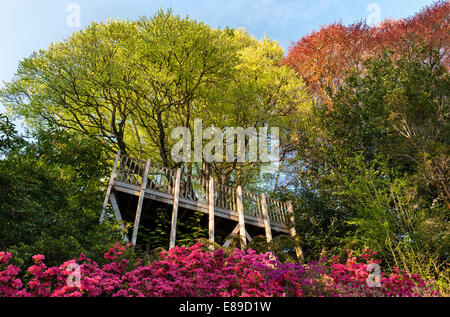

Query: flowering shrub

[0,245,440,297]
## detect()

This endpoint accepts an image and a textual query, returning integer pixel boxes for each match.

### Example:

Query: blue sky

[0,0,436,117]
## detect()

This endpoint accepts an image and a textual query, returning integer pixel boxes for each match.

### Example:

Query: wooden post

[208,176,215,246]
[169,168,182,249]
[131,159,151,247]
[109,192,129,243]
[260,193,272,242]
[288,201,304,263]
[100,150,121,224]
[236,186,246,249]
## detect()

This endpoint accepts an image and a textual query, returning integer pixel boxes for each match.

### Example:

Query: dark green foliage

[176,211,208,246]
[0,113,25,155]
[141,208,171,250]
[0,127,122,268]
[247,235,299,263]
[138,208,208,250]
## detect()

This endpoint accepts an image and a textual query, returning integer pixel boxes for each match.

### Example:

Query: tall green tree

[284,46,449,271]
[321,48,449,207]
[0,10,310,189]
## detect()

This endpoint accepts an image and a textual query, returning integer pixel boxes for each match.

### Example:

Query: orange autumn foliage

[285,0,449,105]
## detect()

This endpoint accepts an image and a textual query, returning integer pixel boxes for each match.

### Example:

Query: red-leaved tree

[285,0,449,104]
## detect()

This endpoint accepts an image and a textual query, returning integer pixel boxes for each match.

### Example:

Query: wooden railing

[215,183,237,212]
[114,153,292,227]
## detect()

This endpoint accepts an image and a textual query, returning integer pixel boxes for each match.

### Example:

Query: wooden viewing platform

[99,151,297,249]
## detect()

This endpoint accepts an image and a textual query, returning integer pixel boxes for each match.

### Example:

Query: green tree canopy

[1,10,310,188]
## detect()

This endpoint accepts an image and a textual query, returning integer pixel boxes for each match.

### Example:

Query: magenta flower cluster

[0,244,439,297]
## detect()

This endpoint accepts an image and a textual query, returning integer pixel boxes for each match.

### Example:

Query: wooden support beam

[169,168,182,249]
[246,231,252,242]
[222,223,251,246]
[288,201,304,263]
[100,150,121,224]
[223,224,240,247]
[236,186,246,249]
[109,191,129,243]
[208,176,215,245]
[131,159,151,247]
[260,193,272,242]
